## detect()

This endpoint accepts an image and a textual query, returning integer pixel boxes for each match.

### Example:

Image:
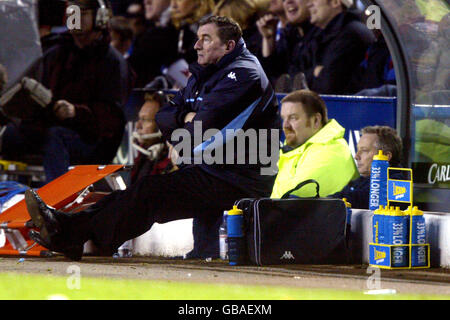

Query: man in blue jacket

[330,125,404,209]
[24,16,280,261]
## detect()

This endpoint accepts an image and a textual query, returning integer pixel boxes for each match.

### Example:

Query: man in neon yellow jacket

[271,90,358,198]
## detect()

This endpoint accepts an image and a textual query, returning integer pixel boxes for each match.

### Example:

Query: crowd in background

[37,0,397,96]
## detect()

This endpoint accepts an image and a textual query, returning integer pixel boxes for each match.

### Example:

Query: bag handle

[280,179,320,199]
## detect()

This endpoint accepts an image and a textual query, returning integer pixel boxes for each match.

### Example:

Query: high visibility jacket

[270,119,358,198]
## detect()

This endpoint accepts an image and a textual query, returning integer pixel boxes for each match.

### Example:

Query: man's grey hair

[361,125,403,166]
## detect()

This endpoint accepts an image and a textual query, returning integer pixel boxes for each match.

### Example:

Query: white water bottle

[219,211,228,260]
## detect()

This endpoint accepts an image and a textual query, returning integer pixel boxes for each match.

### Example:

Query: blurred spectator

[38,0,68,53]
[297,0,375,94]
[125,1,147,40]
[1,0,129,183]
[0,64,7,93]
[109,0,134,16]
[110,16,134,57]
[358,30,395,90]
[433,13,450,96]
[257,0,316,90]
[109,16,137,95]
[130,90,175,184]
[128,0,179,87]
[354,28,396,97]
[213,0,269,56]
[161,0,214,89]
[170,0,215,65]
[268,0,288,29]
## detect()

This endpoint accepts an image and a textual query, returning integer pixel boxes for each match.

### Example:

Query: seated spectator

[213,0,269,57]
[128,0,179,87]
[38,0,67,53]
[0,0,129,183]
[130,90,175,184]
[432,12,449,103]
[271,89,358,198]
[257,0,316,91]
[330,126,403,209]
[268,0,288,33]
[110,16,134,57]
[354,11,396,97]
[357,30,396,93]
[298,0,375,94]
[125,1,147,40]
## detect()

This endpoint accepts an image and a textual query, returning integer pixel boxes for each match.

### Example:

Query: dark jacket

[260,21,317,86]
[330,176,370,209]
[128,21,179,87]
[330,171,405,209]
[299,10,375,94]
[156,38,280,196]
[41,33,128,163]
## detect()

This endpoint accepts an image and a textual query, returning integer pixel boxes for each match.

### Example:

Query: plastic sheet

[0,0,42,91]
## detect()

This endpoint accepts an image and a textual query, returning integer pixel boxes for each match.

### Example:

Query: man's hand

[256,14,278,39]
[256,14,279,58]
[314,65,324,78]
[184,112,196,123]
[53,100,76,120]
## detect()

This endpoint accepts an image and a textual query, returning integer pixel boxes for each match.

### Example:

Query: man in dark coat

[330,125,404,209]
[25,16,281,261]
[257,0,317,89]
[299,0,375,94]
[1,0,129,183]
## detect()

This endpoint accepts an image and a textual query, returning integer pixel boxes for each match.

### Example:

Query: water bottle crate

[369,243,430,269]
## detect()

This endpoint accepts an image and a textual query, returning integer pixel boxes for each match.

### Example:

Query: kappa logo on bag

[280,251,295,260]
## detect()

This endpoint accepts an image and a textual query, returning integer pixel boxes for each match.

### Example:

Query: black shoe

[25,189,83,261]
[25,189,61,243]
[29,230,83,261]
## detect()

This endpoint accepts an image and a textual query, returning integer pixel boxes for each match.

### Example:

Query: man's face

[194,23,229,67]
[269,0,285,15]
[170,0,197,21]
[355,133,379,177]
[307,0,337,29]
[283,0,310,25]
[110,31,131,55]
[144,0,170,21]
[136,100,160,147]
[281,102,318,149]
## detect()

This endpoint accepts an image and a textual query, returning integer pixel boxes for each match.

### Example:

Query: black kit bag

[235,179,350,266]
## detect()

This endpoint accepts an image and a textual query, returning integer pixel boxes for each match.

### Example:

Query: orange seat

[0,165,124,257]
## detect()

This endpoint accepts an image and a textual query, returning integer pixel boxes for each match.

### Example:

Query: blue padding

[125,89,398,144]
[276,93,397,142]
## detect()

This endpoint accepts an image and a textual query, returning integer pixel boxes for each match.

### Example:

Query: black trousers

[65,166,257,254]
